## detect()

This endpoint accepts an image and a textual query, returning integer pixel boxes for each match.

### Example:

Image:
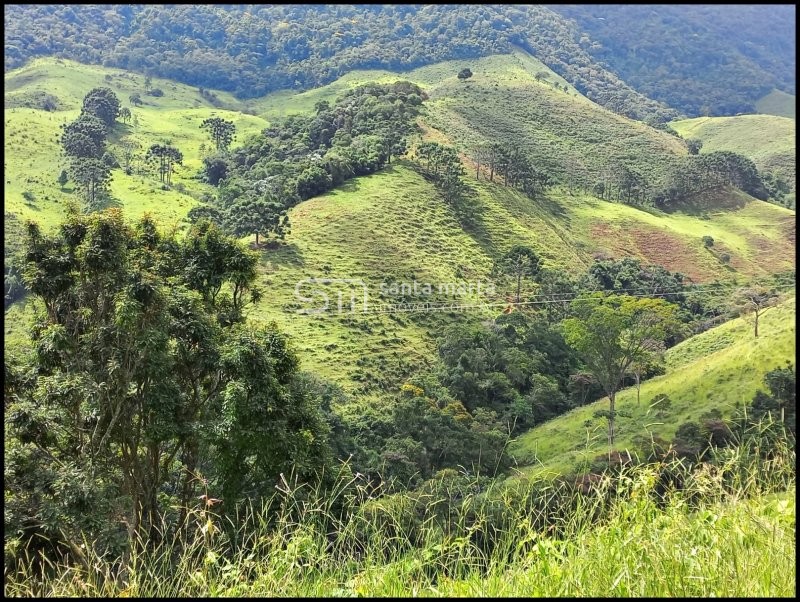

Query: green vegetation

[553,5,796,116]
[3,5,677,121]
[562,294,680,448]
[4,35,796,597]
[4,445,795,597]
[511,296,796,475]
[4,57,796,395]
[5,210,330,558]
[194,81,425,245]
[3,58,267,233]
[670,114,795,207]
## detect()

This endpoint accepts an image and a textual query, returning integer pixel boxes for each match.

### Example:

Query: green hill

[756,89,796,119]
[7,5,795,119]
[241,163,794,394]
[670,114,796,200]
[4,55,796,396]
[4,57,267,232]
[510,295,796,476]
[2,5,679,122]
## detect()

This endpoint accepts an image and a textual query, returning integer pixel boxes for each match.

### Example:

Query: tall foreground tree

[5,209,329,556]
[562,294,679,449]
[200,117,236,152]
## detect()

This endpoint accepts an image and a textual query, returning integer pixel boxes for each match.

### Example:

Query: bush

[702,235,714,248]
[651,393,672,417]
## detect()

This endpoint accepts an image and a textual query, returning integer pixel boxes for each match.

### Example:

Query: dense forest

[551,4,796,116]
[8,4,793,121]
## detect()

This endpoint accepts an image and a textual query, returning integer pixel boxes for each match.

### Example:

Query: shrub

[651,393,672,417]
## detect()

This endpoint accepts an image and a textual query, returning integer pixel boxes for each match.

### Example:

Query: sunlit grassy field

[4,58,267,230]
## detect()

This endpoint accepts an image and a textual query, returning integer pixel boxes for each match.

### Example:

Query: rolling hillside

[670,114,796,200]
[4,55,796,397]
[510,295,796,476]
[4,13,796,596]
[551,5,796,117]
[4,57,267,233]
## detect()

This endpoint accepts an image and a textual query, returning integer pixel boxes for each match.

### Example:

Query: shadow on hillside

[456,184,496,257]
[97,194,123,211]
[534,191,568,220]
[107,123,133,144]
[660,188,749,216]
[263,242,305,268]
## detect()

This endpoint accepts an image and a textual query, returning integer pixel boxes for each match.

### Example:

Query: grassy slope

[4,57,268,231]
[7,484,794,596]
[756,89,796,119]
[510,296,796,476]
[670,114,796,198]
[249,49,581,121]
[245,163,793,394]
[4,54,796,396]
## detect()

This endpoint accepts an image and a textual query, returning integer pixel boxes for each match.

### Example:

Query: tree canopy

[562,294,680,447]
[6,209,330,552]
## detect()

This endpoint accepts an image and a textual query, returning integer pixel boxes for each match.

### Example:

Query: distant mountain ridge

[6,4,792,121]
[550,4,796,116]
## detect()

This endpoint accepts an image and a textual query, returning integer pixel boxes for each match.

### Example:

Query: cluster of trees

[348,254,758,483]
[470,142,552,196]
[59,87,121,208]
[4,4,681,121]
[145,143,183,187]
[654,151,768,209]
[586,151,770,210]
[5,209,331,557]
[58,86,193,201]
[413,141,474,222]
[192,81,424,245]
[410,139,553,226]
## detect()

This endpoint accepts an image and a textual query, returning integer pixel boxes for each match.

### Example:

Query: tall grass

[4,441,795,597]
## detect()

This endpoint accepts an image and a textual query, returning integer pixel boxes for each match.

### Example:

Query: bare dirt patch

[628,227,717,282]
